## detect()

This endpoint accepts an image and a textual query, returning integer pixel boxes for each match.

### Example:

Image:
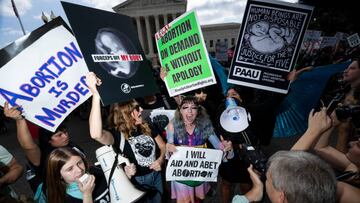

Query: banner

[155,10,216,97]
[335,32,349,42]
[228,0,313,94]
[300,30,322,52]
[62,2,158,106]
[347,33,360,48]
[142,109,175,131]
[320,37,337,49]
[0,18,90,132]
[166,147,223,182]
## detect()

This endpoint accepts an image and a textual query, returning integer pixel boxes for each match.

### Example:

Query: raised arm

[336,181,360,203]
[86,72,114,145]
[291,108,332,150]
[313,126,353,171]
[4,102,41,166]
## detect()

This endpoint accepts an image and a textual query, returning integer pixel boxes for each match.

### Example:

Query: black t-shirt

[111,126,159,176]
[65,166,110,203]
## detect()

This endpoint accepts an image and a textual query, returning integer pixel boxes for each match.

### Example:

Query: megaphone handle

[118,156,130,166]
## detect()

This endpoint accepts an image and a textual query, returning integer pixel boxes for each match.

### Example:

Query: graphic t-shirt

[112,126,159,176]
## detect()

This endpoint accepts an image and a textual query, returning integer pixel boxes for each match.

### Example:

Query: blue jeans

[135,171,163,203]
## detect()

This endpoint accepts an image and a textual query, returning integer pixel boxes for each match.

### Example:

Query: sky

[0,0,297,49]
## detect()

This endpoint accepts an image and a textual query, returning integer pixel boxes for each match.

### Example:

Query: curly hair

[173,96,214,143]
[108,100,151,139]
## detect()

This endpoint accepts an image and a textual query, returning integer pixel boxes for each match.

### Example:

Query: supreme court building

[113,0,240,64]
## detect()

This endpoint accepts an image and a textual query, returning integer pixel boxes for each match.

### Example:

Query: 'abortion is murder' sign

[155,10,216,97]
[166,147,223,182]
[0,18,90,132]
[228,0,313,93]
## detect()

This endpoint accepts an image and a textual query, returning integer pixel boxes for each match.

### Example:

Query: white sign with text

[166,147,223,182]
[0,26,91,132]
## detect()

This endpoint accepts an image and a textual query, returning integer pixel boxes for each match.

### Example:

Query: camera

[241,144,268,181]
[325,84,351,115]
[335,105,360,128]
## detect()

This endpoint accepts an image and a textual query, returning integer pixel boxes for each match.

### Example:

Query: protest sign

[62,1,158,106]
[320,37,337,49]
[347,33,360,48]
[335,32,349,42]
[228,0,313,94]
[0,17,90,132]
[142,109,175,131]
[155,10,216,97]
[300,30,322,52]
[166,147,223,182]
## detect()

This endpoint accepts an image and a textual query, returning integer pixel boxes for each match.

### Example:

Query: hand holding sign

[160,67,168,82]
[85,72,102,98]
[166,143,177,153]
[4,102,24,121]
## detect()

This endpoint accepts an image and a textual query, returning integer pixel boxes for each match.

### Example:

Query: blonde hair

[108,100,151,139]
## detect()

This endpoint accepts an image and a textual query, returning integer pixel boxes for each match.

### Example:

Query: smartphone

[79,173,89,185]
[326,92,345,115]
[326,99,339,115]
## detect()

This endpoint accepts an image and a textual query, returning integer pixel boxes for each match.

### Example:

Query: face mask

[66,182,83,199]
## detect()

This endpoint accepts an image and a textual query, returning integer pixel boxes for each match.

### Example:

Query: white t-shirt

[0,145,18,199]
[0,145,13,166]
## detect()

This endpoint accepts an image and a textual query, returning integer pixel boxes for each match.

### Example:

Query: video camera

[241,144,268,181]
[335,105,360,128]
[325,84,352,115]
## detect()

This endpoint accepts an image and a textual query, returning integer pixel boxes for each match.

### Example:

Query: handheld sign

[155,10,216,97]
[166,147,223,182]
[228,0,313,94]
[0,17,90,132]
[62,1,158,106]
[347,33,360,48]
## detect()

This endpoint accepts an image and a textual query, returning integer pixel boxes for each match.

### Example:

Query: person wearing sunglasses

[86,72,166,203]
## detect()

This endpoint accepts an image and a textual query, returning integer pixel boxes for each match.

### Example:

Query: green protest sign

[155,10,216,97]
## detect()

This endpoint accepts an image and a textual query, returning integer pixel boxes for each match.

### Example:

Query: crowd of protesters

[1,32,360,203]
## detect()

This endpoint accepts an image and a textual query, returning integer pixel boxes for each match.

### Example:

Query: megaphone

[96,145,145,203]
[220,97,251,133]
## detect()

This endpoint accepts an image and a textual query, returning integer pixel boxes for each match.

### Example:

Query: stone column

[135,16,145,50]
[154,14,160,32]
[172,13,177,21]
[145,15,154,55]
[164,14,168,26]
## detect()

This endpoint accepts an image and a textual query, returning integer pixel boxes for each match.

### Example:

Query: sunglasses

[133,104,141,111]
